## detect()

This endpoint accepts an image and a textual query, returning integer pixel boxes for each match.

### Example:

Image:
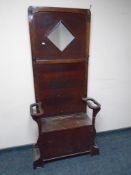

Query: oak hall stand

[28,7,101,169]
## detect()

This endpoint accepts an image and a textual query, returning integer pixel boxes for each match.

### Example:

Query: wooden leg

[33,158,44,169]
[33,145,44,169]
[90,145,99,156]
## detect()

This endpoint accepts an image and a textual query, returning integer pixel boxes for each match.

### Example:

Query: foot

[90,145,99,156]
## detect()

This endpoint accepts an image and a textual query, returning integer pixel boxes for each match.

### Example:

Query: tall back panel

[28,7,91,116]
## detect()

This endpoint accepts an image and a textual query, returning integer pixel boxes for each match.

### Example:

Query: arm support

[30,102,44,120]
[82,98,101,127]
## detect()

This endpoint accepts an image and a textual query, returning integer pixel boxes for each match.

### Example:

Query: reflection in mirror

[47,21,75,51]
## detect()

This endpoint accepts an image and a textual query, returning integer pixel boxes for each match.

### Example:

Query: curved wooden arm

[30,102,44,120]
[82,98,101,110]
[82,98,101,127]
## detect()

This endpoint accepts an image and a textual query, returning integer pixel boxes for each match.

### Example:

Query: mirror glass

[47,21,75,51]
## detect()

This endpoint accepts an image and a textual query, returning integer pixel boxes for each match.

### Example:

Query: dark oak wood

[28,6,101,169]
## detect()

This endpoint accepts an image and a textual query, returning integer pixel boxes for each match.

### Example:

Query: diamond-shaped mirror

[47,21,75,51]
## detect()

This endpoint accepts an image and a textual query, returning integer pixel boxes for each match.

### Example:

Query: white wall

[0,0,131,149]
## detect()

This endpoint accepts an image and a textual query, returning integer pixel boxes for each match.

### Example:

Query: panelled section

[40,126,93,159]
[33,61,87,116]
[31,11,88,60]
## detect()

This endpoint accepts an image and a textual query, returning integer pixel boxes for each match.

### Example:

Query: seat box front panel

[39,126,94,159]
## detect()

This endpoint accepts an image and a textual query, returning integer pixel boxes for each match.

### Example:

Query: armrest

[82,98,101,110]
[82,97,101,127]
[30,102,44,119]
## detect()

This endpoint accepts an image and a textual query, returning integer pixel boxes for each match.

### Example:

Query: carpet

[0,128,131,175]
